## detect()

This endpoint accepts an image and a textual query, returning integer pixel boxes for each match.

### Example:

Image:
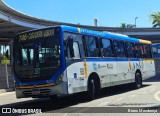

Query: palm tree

[150,11,160,27]
[120,23,126,28]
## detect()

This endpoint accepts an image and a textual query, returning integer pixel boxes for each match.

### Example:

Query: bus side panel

[67,62,87,94]
[143,59,156,80]
[115,59,134,85]
[86,60,116,88]
[67,60,117,94]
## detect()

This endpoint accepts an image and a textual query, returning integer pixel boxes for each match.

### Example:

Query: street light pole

[94,18,98,27]
[135,17,138,28]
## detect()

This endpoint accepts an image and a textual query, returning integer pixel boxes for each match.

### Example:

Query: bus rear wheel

[135,72,142,89]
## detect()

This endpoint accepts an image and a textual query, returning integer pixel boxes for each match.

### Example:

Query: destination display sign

[18,29,54,41]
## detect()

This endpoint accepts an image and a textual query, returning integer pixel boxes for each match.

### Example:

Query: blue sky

[4,0,160,27]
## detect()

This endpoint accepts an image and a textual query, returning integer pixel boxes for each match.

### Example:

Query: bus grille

[22,89,51,96]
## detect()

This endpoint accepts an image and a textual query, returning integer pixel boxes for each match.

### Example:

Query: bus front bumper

[15,82,68,98]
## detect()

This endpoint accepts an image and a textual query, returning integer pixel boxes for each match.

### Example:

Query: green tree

[150,11,160,27]
[120,23,135,28]
[120,23,126,28]
[127,24,135,28]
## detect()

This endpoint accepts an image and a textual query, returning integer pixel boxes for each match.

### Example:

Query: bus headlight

[55,74,63,85]
[14,81,20,88]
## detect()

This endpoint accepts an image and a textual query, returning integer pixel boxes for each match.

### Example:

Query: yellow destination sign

[18,29,54,41]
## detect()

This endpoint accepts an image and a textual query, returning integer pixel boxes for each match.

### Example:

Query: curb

[148,104,160,111]
[0,88,14,94]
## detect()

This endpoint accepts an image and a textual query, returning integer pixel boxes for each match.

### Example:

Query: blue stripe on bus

[61,26,140,43]
[85,58,140,62]
[61,26,79,33]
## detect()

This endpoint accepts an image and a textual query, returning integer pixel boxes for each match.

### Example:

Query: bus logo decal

[93,63,97,70]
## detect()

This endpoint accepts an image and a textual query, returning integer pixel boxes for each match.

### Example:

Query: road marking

[154,91,160,101]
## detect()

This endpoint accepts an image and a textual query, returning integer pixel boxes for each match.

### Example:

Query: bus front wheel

[88,79,95,100]
[135,72,142,89]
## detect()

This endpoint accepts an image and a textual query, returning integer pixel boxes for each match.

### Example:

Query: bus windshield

[14,28,61,82]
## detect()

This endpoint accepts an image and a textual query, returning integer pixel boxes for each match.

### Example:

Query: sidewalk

[0,88,14,94]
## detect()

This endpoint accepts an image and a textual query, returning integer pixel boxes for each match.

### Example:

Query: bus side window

[73,42,80,59]
[135,44,143,58]
[95,38,101,57]
[85,36,98,57]
[143,44,152,58]
[82,36,88,57]
[100,38,113,57]
[65,35,81,59]
[126,42,135,58]
[114,40,126,57]
[152,45,158,58]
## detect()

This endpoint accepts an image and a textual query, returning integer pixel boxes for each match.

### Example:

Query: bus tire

[88,78,95,100]
[135,71,142,89]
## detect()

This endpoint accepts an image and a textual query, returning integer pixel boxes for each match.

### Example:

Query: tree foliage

[120,23,135,28]
[120,23,126,28]
[150,11,160,27]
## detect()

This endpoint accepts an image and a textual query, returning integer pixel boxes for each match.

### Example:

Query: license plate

[32,90,40,95]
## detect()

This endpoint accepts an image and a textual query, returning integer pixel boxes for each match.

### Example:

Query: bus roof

[61,25,152,44]
[15,25,152,44]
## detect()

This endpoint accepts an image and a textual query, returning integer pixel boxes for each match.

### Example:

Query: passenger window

[114,40,126,57]
[143,45,152,58]
[135,44,143,58]
[101,39,113,57]
[85,36,98,57]
[73,42,80,59]
[127,42,135,58]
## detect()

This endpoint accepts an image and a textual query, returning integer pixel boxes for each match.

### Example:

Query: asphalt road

[0,76,160,114]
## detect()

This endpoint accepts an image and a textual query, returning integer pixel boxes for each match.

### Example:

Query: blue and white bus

[13,26,156,100]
